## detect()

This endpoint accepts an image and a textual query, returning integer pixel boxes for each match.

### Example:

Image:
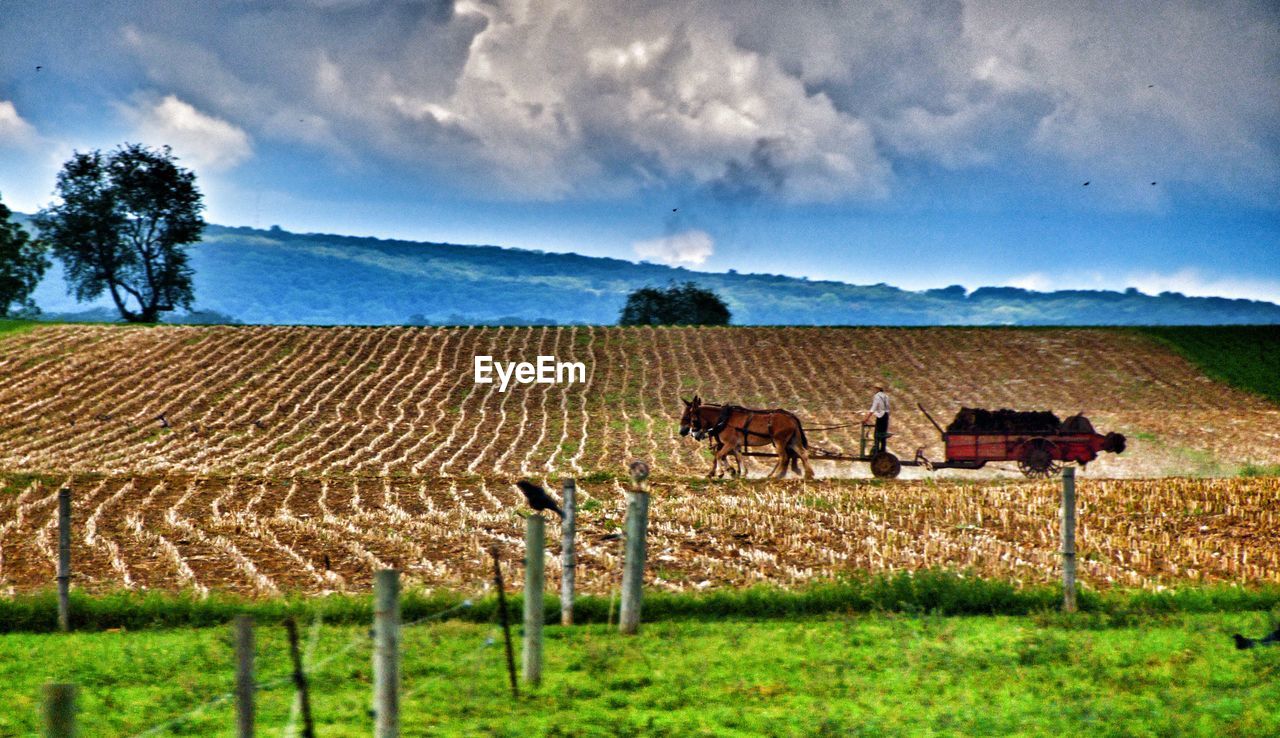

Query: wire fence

[123,596,477,737]
[38,472,657,737]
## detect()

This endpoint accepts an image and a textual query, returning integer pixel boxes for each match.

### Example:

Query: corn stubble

[0,475,1275,597]
[0,325,1277,477]
[1,325,1276,597]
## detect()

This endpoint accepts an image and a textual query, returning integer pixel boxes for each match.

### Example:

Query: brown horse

[680,396,749,478]
[680,396,814,479]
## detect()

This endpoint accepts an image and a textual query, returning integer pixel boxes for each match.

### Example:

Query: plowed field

[1,325,1277,477]
[2,325,1277,597]
[1,474,1277,596]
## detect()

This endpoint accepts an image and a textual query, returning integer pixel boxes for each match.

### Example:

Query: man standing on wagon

[863,385,890,454]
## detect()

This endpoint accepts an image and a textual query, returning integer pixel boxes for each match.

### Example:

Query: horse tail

[788,411,808,449]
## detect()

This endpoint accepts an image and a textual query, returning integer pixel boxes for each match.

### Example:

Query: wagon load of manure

[946,408,1063,433]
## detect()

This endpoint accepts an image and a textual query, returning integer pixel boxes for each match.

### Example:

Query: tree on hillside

[0,194,50,318]
[35,143,206,323]
[619,282,731,325]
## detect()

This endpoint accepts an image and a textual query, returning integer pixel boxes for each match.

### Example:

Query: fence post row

[234,615,254,738]
[43,682,76,738]
[57,488,71,633]
[561,479,576,626]
[620,461,651,635]
[373,569,401,738]
[1061,466,1078,613]
[523,514,545,687]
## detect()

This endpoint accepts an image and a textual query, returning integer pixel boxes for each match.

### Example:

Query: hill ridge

[20,219,1280,326]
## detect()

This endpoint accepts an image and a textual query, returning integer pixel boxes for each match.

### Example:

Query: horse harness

[711,405,785,442]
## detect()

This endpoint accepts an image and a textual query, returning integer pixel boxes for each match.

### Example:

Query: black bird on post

[516,480,564,518]
[1232,626,1280,650]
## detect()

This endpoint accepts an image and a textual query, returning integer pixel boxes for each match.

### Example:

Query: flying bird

[1232,626,1280,650]
[1082,181,1090,186]
[35,65,42,72]
[515,480,564,518]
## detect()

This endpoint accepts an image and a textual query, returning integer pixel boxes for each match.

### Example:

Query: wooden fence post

[620,461,650,635]
[373,569,401,738]
[43,683,76,738]
[523,514,545,687]
[1061,466,1078,613]
[234,615,254,738]
[561,479,576,626]
[57,488,71,633]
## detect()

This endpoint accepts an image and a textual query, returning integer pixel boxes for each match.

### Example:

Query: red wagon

[915,404,1126,478]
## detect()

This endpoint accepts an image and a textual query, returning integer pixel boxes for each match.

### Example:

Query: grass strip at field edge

[4,570,1280,633]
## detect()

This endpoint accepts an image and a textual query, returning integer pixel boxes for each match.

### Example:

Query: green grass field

[1138,326,1280,404]
[6,574,1280,634]
[5,613,1279,737]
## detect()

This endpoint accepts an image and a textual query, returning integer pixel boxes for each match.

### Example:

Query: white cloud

[0,101,39,147]
[1003,273,1055,292]
[1126,269,1280,305]
[633,230,715,267]
[0,100,64,212]
[1002,269,1280,304]
[122,95,252,171]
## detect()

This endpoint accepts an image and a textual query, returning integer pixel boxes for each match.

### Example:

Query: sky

[1,0,1278,302]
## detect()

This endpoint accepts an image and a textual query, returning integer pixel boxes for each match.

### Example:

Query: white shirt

[870,391,890,418]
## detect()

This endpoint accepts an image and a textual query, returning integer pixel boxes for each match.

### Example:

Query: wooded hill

[27,222,1280,325]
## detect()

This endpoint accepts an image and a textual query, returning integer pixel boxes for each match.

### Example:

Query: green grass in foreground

[6,572,1280,633]
[3,613,1279,736]
[1138,325,1280,404]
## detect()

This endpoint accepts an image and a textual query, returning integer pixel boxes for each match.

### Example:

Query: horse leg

[713,433,739,479]
[790,433,815,479]
[770,437,790,478]
[729,437,747,478]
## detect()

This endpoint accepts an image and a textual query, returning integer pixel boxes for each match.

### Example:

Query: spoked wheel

[1017,438,1061,479]
[870,451,902,479]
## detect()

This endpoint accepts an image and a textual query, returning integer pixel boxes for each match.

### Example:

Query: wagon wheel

[871,451,901,479]
[1017,438,1061,479]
